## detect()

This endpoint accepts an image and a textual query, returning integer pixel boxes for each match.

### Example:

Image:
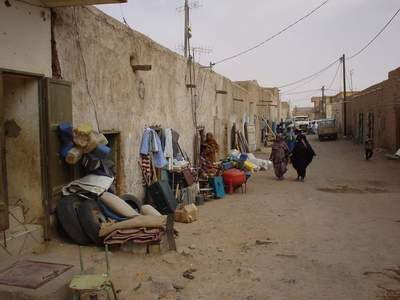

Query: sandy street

[41,137,400,300]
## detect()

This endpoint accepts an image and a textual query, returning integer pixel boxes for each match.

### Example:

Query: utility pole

[177,1,200,58]
[321,85,325,118]
[342,54,347,136]
[350,69,354,91]
[184,0,189,58]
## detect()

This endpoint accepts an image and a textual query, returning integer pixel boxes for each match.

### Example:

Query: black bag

[148,181,177,214]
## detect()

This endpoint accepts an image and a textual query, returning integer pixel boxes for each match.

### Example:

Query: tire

[120,194,142,212]
[56,195,91,245]
[78,199,106,245]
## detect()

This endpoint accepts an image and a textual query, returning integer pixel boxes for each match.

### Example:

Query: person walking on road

[364,136,374,160]
[270,135,290,180]
[291,133,316,182]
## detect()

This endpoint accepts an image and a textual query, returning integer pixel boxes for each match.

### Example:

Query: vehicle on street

[317,118,338,141]
[293,115,310,132]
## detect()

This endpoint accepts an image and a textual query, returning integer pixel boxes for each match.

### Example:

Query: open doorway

[1,71,73,246]
[2,74,43,225]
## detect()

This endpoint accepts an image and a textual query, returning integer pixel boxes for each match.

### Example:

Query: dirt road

[45,137,400,299]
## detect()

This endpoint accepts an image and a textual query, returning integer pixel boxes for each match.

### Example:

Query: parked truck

[293,115,310,132]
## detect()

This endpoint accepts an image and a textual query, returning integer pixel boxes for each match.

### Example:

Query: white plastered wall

[0,0,51,76]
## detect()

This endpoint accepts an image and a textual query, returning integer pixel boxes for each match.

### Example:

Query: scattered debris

[188,244,196,250]
[364,267,400,299]
[172,280,186,291]
[237,267,261,282]
[317,185,387,194]
[179,248,192,257]
[129,276,177,300]
[255,239,276,246]
[240,242,252,253]
[276,254,297,258]
[280,278,296,284]
[363,267,400,283]
[183,268,197,280]
[377,285,400,300]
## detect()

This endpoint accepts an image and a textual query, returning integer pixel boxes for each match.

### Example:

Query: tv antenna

[176,0,202,58]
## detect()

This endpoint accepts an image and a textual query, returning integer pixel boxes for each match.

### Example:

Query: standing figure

[291,134,316,181]
[269,135,290,180]
[284,127,296,152]
[364,136,374,160]
[200,132,220,175]
[201,132,219,163]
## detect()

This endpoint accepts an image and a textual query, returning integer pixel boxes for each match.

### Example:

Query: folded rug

[104,228,164,245]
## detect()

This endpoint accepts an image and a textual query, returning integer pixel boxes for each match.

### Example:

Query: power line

[283,71,323,94]
[327,59,342,90]
[281,88,321,96]
[73,8,101,132]
[278,58,340,89]
[282,58,341,94]
[212,0,331,65]
[348,7,400,60]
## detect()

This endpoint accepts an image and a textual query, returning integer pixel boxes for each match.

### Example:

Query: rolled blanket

[99,215,167,237]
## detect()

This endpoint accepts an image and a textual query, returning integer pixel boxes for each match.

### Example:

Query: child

[364,136,374,160]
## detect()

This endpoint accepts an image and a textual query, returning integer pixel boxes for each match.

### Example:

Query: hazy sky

[98,0,400,107]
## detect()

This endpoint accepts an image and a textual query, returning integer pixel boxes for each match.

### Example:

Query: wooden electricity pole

[184,0,189,58]
[342,54,347,136]
[321,85,325,118]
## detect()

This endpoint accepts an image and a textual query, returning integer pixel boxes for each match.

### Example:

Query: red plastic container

[222,169,246,194]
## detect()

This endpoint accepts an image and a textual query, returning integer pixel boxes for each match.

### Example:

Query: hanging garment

[171,129,180,157]
[140,128,167,168]
[164,128,174,158]
[141,154,152,186]
[164,128,174,170]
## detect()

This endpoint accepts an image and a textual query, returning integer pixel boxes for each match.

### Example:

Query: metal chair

[69,245,118,300]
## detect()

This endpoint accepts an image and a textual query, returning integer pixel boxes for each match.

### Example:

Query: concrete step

[0,224,44,261]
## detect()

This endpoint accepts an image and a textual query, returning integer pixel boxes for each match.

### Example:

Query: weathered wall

[263,87,280,122]
[348,68,400,151]
[3,75,43,223]
[0,1,51,76]
[232,83,248,127]
[52,6,237,197]
[280,101,290,120]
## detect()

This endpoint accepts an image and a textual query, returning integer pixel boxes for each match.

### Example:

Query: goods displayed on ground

[55,123,271,255]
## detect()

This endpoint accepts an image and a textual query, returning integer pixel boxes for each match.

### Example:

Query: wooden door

[43,78,73,214]
[396,108,400,150]
[0,71,9,231]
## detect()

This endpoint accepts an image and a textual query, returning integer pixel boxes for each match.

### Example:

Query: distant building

[280,101,291,120]
[347,67,400,151]
[329,91,358,135]
[292,106,315,120]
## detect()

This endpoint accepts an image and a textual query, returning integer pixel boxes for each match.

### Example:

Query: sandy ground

[32,137,400,299]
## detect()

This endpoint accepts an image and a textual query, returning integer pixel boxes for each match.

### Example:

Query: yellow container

[244,160,255,172]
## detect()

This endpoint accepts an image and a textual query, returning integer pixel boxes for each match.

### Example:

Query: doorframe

[0,68,50,238]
